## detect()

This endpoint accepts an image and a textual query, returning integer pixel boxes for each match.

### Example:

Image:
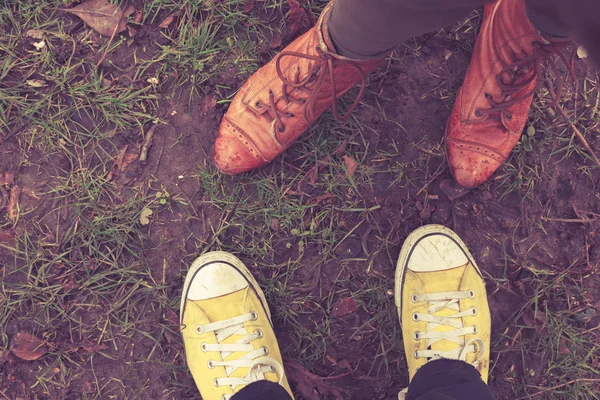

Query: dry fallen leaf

[287,0,312,35]
[10,332,48,361]
[159,13,175,29]
[7,185,21,222]
[243,0,256,14]
[63,0,134,37]
[286,360,345,400]
[26,79,48,88]
[332,297,360,318]
[343,155,358,177]
[25,29,45,39]
[577,45,588,59]
[199,95,217,116]
[140,207,153,226]
[269,32,283,48]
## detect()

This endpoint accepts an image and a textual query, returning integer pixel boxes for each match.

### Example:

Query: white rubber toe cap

[186,261,249,301]
[405,229,469,273]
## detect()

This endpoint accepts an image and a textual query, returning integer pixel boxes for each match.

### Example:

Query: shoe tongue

[416,266,468,356]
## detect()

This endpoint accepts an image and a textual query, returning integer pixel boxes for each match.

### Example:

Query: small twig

[515,378,600,399]
[139,123,158,165]
[548,84,600,167]
[151,134,165,175]
[541,216,596,223]
[95,2,128,69]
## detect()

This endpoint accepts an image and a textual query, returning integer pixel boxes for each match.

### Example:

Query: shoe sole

[180,251,273,326]
[394,225,484,324]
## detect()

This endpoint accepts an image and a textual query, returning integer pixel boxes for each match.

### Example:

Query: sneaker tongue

[415,265,468,356]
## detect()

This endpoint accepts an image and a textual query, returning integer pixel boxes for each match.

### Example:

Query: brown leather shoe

[213,2,382,174]
[445,0,572,188]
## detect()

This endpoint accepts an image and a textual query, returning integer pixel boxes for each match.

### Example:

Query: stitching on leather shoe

[223,118,269,162]
[447,138,505,164]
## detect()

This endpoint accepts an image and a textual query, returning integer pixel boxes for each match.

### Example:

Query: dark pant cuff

[407,359,494,400]
[230,380,292,400]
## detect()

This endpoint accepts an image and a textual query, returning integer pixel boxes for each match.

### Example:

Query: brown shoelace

[476,37,576,121]
[256,47,367,134]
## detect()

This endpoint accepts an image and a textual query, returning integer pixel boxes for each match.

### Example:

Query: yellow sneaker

[395,225,491,389]
[180,251,294,400]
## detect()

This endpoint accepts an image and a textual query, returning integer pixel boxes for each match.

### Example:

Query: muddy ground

[2,2,600,399]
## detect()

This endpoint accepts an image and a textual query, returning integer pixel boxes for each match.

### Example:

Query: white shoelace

[397,290,486,400]
[197,312,285,400]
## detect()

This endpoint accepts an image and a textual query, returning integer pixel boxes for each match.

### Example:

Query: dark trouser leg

[328,0,491,59]
[327,0,584,60]
[406,359,494,400]
[230,381,292,400]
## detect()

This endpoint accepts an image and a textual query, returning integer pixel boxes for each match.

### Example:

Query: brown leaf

[10,332,48,361]
[159,13,175,29]
[132,10,143,24]
[7,185,21,221]
[332,297,360,318]
[270,217,280,232]
[82,343,108,353]
[287,0,311,35]
[343,155,358,177]
[312,193,335,205]
[269,32,283,48]
[243,0,256,13]
[286,360,345,400]
[0,229,14,245]
[3,172,14,185]
[559,337,571,354]
[21,187,41,201]
[199,95,217,116]
[164,308,179,326]
[63,0,134,37]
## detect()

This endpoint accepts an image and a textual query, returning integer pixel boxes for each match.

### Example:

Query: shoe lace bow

[197,312,285,400]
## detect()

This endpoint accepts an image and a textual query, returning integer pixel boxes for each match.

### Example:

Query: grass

[1,1,600,399]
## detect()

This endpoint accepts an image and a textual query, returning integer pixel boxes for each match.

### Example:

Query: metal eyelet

[288,113,295,118]
[262,346,269,355]
[255,101,262,108]
[472,307,478,316]
[207,360,215,369]
[412,312,419,322]
[277,125,286,133]
[506,113,513,121]
[195,325,203,334]
[201,343,208,352]
[413,332,420,340]
[250,311,258,321]
[255,329,264,339]
[411,294,418,303]
[469,290,476,299]
[414,350,419,359]
[221,395,227,400]
[474,109,483,118]
[473,325,479,334]
[213,378,220,387]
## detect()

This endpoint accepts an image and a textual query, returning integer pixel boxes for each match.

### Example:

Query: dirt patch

[2,3,600,400]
